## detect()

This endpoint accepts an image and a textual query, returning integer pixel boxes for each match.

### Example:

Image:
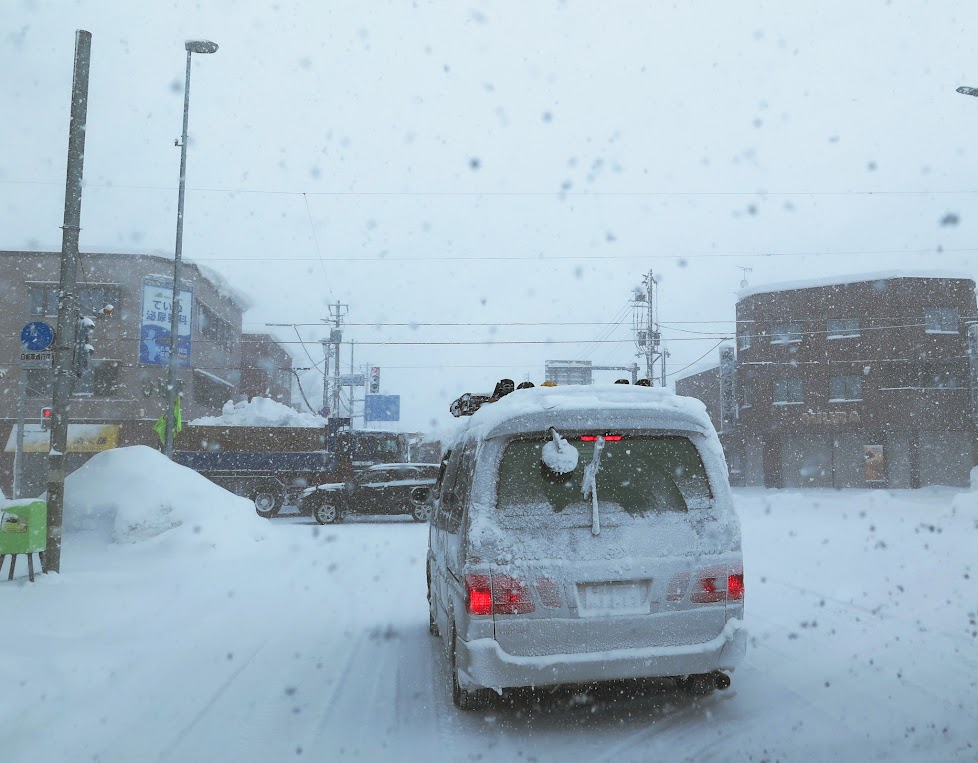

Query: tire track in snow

[157,639,269,763]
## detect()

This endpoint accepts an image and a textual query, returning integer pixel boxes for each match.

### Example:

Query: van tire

[451,628,493,710]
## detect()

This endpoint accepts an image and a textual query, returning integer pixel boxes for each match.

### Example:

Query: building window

[826,318,860,339]
[769,322,803,345]
[773,377,804,404]
[923,308,959,334]
[829,375,863,402]
[28,283,120,318]
[738,331,752,351]
[920,362,966,389]
[197,302,236,352]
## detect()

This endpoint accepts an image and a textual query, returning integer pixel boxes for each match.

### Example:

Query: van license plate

[578,581,650,616]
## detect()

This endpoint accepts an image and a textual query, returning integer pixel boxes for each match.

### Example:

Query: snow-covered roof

[737,269,975,301]
[672,361,720,383]
[453,384,714,444]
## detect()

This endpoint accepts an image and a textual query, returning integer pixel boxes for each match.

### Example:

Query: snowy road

[3,489,977,762]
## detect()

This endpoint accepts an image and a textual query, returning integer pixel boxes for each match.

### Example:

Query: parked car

[427,383,746,709]
[301,463,440,524]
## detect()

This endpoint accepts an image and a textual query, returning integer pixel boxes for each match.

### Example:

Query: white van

[427,384,746,709]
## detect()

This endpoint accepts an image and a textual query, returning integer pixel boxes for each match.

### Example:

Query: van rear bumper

[456,618,746,691]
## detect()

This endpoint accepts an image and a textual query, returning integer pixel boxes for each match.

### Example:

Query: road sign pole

[13,365,27,499]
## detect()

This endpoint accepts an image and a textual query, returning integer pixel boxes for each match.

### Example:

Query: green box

[0,501,47,555]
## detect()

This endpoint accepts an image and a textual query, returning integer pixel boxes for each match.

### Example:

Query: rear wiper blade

[581,435,606,536]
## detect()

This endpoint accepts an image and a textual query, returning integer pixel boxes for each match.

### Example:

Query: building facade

[239,333,293,405]
[677,273,978,489]
[0,250,249,494]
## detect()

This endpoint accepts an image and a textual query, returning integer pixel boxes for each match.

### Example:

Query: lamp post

[164,39,218,458]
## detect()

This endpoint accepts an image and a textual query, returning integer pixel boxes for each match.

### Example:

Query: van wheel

[429,608,440,637]
[451,629,493,711]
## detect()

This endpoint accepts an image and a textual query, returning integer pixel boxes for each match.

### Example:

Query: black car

[301,463,440,525]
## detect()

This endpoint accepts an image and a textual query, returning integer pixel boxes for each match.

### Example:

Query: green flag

[154,397,183,445]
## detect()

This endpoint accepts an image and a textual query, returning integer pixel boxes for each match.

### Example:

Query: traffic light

[41,407,53,431]
[369,366,380,394]
[73,316,96,377]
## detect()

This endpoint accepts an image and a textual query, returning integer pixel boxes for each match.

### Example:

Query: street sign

[339,373,366,386]
[365,394,400,422]
[20,351,53,367]
[20,321,54,352]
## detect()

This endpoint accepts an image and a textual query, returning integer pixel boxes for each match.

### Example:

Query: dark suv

[301,463,440,524]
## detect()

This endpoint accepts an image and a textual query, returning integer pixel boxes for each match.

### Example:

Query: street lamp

[164,39,218,458]
[956,86,978,97]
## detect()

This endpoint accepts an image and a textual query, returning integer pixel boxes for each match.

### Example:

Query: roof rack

[449,378,531,417]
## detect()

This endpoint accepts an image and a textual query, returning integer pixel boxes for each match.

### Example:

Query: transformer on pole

[632,270,667,385]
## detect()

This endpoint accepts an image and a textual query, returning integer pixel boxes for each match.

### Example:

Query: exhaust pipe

[713,671,731,690]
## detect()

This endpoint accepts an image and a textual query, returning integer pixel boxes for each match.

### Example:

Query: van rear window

[496,435,712,519]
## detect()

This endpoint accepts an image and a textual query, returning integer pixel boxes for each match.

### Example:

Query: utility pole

[320,338,331,415]
[326,301,348,418]
[46,29,92,574]
[632,270,663,384]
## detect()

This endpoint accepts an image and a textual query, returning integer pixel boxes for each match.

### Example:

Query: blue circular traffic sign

[21,321,55,351]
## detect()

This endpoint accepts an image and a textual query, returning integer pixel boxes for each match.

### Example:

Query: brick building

[676,272,978,488]
[0,250,249,495]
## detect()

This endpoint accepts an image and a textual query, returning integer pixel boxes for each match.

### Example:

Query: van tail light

[727,570,745,601]
[465,574,493,615]
[492,574,535,614]
[465,573,535,615]
[691,565,745,604]
[691,574,725,604]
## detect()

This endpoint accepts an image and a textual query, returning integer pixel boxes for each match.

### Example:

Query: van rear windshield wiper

[581,435,606,536]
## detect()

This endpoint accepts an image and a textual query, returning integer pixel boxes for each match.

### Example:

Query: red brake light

[465,573,535,615]
[580,435,622,442]
[727,573,744,600]
[465,574,493,615]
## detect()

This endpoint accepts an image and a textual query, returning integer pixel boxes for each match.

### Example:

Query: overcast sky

[4,0,978,431]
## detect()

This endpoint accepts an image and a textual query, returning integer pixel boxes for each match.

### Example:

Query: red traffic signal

[41,406,53,430]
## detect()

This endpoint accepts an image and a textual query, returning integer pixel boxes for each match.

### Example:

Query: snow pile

[63,445,267,547]
[190,397,324,428]
[540,429,579,476]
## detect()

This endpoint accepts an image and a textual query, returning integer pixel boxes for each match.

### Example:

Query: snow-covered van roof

[737,269,974,301]
[453,384,715,443]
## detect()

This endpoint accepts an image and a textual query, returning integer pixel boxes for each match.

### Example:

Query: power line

[667,340,728,378]
[7,178,978,196]
[184,247,978,263]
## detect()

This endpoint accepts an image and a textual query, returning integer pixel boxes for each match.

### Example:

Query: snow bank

[190,397,324,428]
[63,446,267,547]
